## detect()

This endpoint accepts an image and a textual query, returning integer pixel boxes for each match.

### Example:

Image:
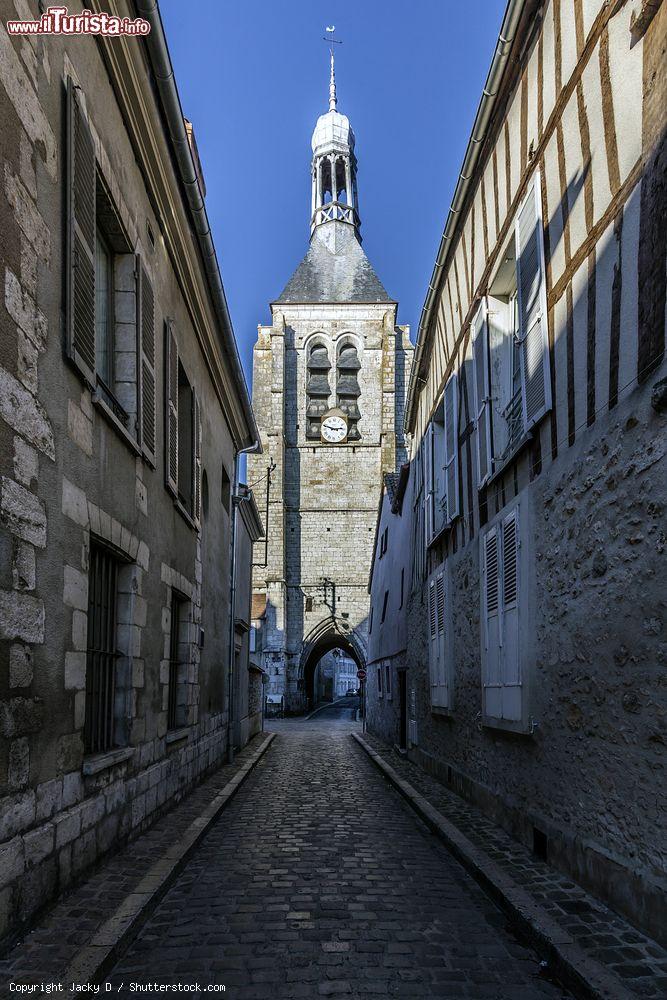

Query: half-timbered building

[368,0,666,941]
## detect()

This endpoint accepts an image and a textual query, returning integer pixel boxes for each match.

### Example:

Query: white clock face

[321,415,347,443]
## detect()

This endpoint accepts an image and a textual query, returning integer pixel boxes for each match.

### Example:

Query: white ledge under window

[92,392,141,457]
[426,519,454,551]
[173,497,197,531]
[481,715,534,737]
[82,745,135,775]
[165,726,191,745]
[484,429,535,489]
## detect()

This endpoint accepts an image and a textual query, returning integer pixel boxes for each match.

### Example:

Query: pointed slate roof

[275,225,393,305]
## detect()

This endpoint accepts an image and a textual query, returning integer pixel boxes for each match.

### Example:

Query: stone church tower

[249,53,413,712]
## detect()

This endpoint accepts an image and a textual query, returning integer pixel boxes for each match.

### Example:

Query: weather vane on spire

[323,25,342,112]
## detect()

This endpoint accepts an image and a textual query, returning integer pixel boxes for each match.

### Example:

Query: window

[381,590,389,624]
[399,568,404,609]
[168,591,189,731]
[379,526,388,558]
[165,323,201,526]
[428,566,450,709]
[481,506,522,725]
[411,441,426,589]
[336,341,361,440]
[305,341,331,439]
[178,361,193,509]
[369,606,373,635]
[377,664,383,698]
[65,79,156,460]
[85,541,121,754]
[424,374,459,546]
[95,227,113,387]
[384,662,392,700]
[473,172,551,483]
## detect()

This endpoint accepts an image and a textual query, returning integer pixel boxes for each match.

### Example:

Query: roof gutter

[404,0,525,434]
[135,0,259,450]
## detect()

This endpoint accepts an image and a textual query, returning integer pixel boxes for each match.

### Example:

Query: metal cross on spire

[323,26,342,112]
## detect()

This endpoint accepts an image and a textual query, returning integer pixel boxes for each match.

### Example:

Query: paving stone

[361,729,667,998]
[103,715,571,997]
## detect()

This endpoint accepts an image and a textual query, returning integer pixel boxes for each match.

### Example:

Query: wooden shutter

[164,321,178,497]
[515,175,551,430]
[428,575,439,694]
[500,508,521,721]
[481,525,502,719]
[137,260,156,463]
[444,374,459,522]
[193,390,202,527]
[66,78,96,386]
[472,300,493,486]
[430,569,449,708]
[424,425,434,546]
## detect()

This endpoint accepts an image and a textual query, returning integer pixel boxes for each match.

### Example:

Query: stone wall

[250,297,413,711]
[0,4,245,945]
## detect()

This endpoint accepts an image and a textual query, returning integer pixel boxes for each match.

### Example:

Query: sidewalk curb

[352,732,633,1000]
[65,732,275,988]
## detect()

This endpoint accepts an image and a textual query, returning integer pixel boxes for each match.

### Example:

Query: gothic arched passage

[300,617,365,709]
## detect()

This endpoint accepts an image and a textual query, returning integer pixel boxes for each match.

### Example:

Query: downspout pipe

[226,444,260,763]
[135,0,259,449]
[404,0,525,434]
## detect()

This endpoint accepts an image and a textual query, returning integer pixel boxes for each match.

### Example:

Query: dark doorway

[398,671,408,751]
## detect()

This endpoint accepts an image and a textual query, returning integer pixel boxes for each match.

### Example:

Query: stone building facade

[367,0,666,943]
[0,1,258,944]
[249,55,413,712]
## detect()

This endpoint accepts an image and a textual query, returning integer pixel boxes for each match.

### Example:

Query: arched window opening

[337,342,361,441]
[320,159,333,205]
[306,342,331,440]
[335,158,347,204]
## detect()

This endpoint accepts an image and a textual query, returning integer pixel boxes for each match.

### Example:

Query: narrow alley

[101,711,569,998]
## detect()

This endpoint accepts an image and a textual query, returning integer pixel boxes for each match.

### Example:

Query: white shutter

[424,424,434,546]
[428,576,438,692]
[472,300,493,486]
[515,174,551,429]
[481,508,523,724]
[481,525,502,719]
[444,374,459,522]
[429,569,449,708]
[500,508,521,721]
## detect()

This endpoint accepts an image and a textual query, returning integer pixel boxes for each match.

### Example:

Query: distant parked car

[346,687,358,696]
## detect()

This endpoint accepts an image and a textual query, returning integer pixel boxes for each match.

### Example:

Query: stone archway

[299,616,366,710]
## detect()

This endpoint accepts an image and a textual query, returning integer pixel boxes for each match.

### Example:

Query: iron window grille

[85,541,121,754]
[168,591,188,730]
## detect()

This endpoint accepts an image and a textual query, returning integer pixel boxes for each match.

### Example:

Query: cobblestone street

[104,712,571,998]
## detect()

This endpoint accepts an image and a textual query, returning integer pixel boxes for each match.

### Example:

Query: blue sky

[160,0,507,383]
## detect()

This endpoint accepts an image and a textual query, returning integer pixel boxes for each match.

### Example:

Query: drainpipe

[226,444,260,763]
[404,0,525,434]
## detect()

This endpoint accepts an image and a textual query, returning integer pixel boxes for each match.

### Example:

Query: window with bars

[84,541,122,754]
[168,591,189,731]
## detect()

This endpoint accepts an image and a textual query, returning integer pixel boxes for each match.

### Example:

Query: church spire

[310,30,360,241]
[329,49,337,112]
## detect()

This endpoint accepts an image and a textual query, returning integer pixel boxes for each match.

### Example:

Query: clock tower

[249,50,413,712]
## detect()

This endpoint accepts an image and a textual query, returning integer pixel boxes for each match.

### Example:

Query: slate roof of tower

[275,232,393,304]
